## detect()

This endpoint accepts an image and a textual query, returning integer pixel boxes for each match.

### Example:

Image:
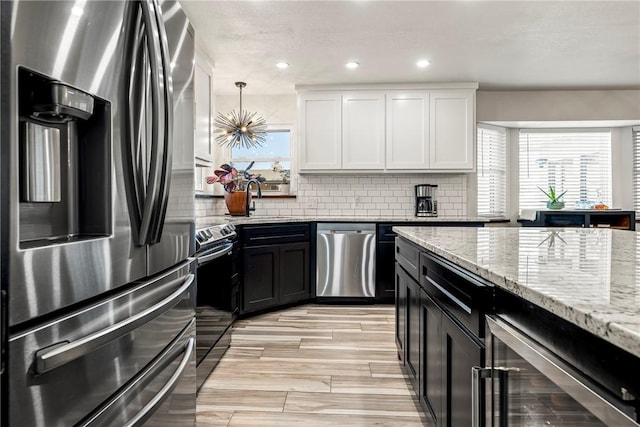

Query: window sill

[196,194,296,199]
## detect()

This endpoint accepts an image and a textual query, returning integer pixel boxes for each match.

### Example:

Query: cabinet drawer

[242,223,310,246]
[420,251,492,338]
[395,237,420,281]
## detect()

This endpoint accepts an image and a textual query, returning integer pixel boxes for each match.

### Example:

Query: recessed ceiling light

[276,62,289,69]
[417,59,431,68]
[345,61,359,69]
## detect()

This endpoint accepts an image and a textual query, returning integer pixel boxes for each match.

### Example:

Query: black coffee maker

[415,184,438,217]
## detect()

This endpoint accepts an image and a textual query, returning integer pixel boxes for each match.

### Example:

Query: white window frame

[230,124,297,194]
[477,124,507,216]
[633,126,640,215]
[518,128,612,211]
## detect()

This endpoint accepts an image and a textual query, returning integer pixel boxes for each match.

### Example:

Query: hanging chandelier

[214,81,267,149]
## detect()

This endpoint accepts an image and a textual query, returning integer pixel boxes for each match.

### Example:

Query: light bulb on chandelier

[214,82,267,149]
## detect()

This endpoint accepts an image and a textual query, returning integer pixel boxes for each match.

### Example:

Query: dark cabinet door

[243,246,279,312]
[406,273,421,394]
[376,241,395,302]
[420,290,442,424]
[395,263,406,363]
[441,312,484,427]
[279,242,310,304]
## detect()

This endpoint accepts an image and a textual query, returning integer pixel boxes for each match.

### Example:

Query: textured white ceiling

[179,0,640,95]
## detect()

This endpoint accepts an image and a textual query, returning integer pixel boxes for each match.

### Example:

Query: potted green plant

[279,169,290,194]
[538,186,567,210]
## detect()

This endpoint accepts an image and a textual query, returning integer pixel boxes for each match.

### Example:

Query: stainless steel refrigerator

[0,1,196,425]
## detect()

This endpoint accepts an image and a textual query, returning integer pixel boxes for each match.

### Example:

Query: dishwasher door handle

[319,230,374,235]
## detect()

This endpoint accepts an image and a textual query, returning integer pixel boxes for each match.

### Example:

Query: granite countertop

[196,215,507,228]
[393,226,640,358]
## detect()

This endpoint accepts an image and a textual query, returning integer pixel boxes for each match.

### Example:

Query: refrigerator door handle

[137,0,166,245]
[124,4,150,244]
[148,0,174,244]
[125,336,194,427]
[34,274,194,375]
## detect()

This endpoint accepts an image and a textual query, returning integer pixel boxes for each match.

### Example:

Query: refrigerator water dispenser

[18,68,111,247]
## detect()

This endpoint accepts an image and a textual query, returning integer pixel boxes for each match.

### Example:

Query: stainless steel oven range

[194,223,239,391]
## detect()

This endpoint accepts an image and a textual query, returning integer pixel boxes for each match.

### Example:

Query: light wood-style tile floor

[196,304,432,426]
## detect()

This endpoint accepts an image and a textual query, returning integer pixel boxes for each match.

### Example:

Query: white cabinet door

[342,92,386,169]
[194,61,212,163]
[298,93,342,170]
[386,91,429,170]
[429,90,475,170]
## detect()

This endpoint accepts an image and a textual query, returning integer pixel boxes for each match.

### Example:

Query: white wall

[477,90,640,122]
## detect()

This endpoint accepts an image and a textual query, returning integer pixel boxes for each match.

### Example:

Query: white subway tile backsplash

[196,173,468,219]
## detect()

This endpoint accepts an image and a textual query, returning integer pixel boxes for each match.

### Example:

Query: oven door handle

[197,242,234,265]
[34,274,195,375]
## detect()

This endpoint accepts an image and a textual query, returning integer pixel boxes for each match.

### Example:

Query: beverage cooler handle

[34,274,194,375]
[472,366,509,427]
[147,0,174,244]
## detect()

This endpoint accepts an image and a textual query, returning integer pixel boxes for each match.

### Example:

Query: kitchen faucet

[245,179,262,217]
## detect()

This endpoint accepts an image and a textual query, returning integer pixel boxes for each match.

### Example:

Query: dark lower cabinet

[395,263,407,363]
[243,242,310,313]
[243,246,279,312]
[376,240,395,302]
[279,242,310,304]
[406,273,421,393]
[241,224,311,314]
[420,290,442,424]
[440,311,484,427]
[417,290,485,427]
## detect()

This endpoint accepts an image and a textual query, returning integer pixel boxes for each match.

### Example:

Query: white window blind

[519,129,611,210]
[633,126,640,215]
[477,125,507,216]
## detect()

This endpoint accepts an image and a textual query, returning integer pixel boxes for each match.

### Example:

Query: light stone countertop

[393,226,640,358]
[196,215,507,228]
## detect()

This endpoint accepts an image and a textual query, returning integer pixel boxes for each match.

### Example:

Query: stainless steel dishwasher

[316,223,376,298]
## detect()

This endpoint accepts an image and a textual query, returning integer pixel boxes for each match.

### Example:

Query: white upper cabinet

[429,90,475,171]
[297,84,476,173]
[298,92,342,170]
[386,91,430,170]
[342,92,386,169]
[194,57,213,163]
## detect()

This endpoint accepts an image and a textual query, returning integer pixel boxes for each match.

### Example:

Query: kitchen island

[393,226,640,425]
[394,226,640,357]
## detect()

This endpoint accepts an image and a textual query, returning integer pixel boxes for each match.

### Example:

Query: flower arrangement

[206,162,264,193]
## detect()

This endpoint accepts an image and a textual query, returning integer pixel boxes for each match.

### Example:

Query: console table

[518,210,635,230]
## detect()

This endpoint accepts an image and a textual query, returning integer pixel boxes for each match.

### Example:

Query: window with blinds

[519,129,611,210]
[477,125,507,216]
[633,126,640,214]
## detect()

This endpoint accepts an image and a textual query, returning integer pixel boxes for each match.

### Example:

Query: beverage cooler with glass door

[473,292,640,427]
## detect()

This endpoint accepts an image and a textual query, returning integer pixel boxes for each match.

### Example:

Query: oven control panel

[195,223,236,252]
